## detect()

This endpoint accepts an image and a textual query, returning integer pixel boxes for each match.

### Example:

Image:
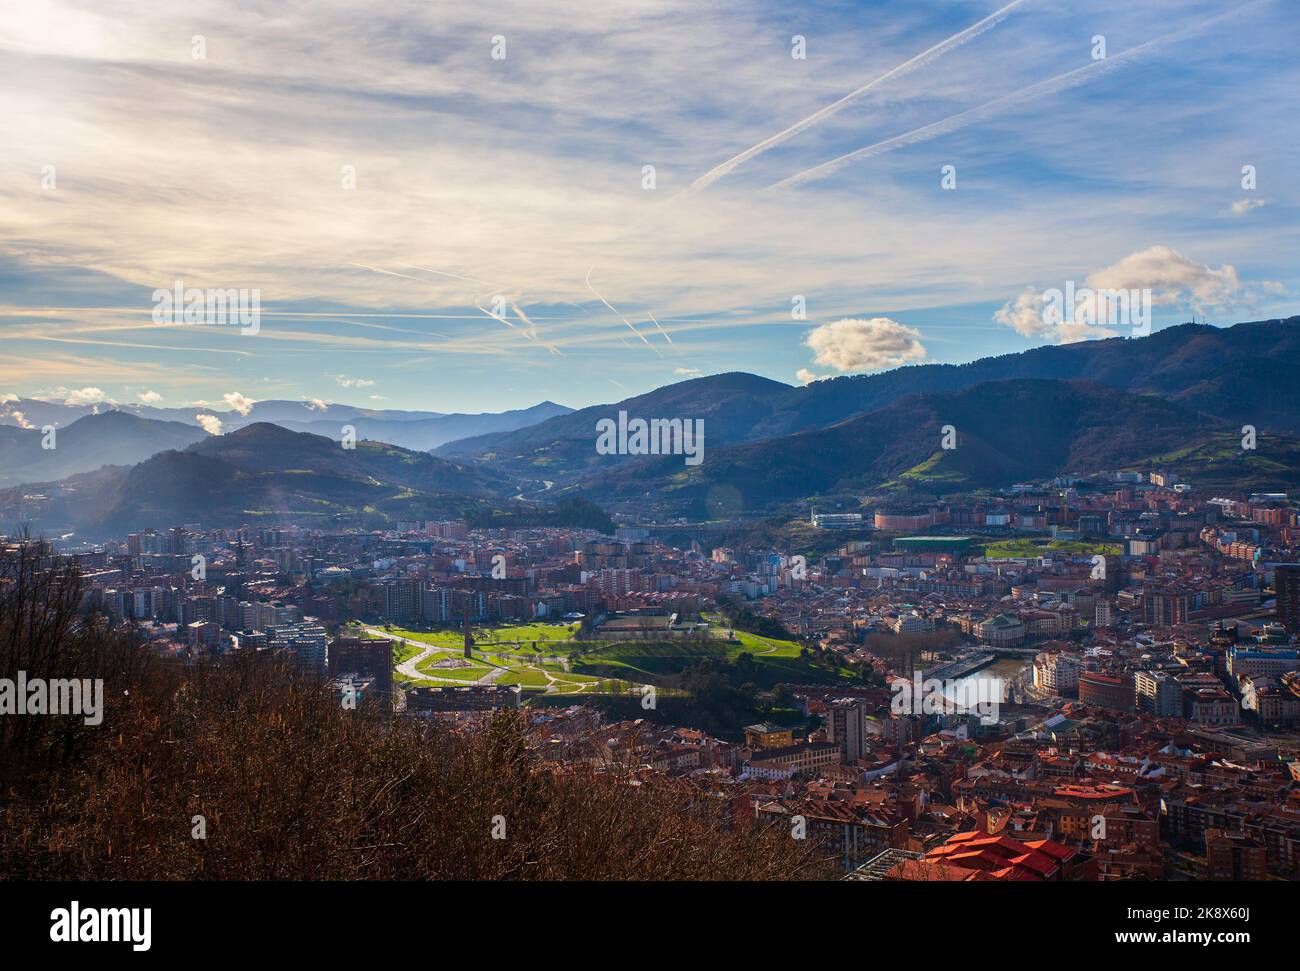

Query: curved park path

[364,627,505,686]
[364,626,608,695]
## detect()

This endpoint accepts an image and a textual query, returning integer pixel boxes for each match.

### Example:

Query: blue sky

[0,0,1296,417]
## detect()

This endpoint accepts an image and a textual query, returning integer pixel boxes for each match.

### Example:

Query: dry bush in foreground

[1,545,829,880]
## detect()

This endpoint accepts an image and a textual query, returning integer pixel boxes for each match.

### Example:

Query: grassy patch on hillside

[701,615,803,657]
[897,452,969,485]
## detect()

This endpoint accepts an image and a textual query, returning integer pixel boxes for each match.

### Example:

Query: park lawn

[382,623,576,651]
[423,665,495,682]
[571,655,659,679]
[414,652,494,681]
[550,679,605,695]
[481,622,578,644]
[385,627,465,648]
[574,637,856,687]
[581,640,727,663]
[494,667,551,687]
[700,613,803,657]
[538,660,575,673]
[549,683,586,695]
[390,640,422,665]
[720,629,803,658]
[548,671,602,685]
[476,651,529,668]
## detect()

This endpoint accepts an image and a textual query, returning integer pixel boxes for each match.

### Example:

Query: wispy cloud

[682,0,1031,195]
[0,0,1292,409]
[770,2,1262,190]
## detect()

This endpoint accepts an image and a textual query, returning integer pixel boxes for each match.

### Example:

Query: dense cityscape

[3,0,1294,952]
[9,459,1300,882]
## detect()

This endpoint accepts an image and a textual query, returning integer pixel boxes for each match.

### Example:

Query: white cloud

[136,390,163,404]
[195,413,223,435]
[1086,245,1241,308]
[305,398,329,411]
[994,245,1272,343]
[673,367,703,378]
[222,391,256,416]
[333,375,374,389]
[993,288,1051,339]
[1230,198,1267,216]
[56,387,110,406]
[804,318,927,372]
[0,392,18,405]
[795,368,830,385]
[992,288,1113,342]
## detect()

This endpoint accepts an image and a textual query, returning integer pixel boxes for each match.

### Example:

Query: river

[951,656,1032,705]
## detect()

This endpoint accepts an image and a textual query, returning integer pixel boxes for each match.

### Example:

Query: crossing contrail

[679,0,1030,196]
[510,302,565,355]
[586,266,663,356]
[348,261,424,282]
[473,303,565,356]
[646,311,675,346]
[769,2,1262,189]
[386,261,564,354]
[397,262,498,289]
[474,304,520,331]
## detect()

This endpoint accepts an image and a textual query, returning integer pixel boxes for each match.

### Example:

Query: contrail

[395,262,565,354]
[475,304,520,330]
[585,266,664,357]
[769,3,1262,190]
[510,302,565,355]
[511,302,539,339]
[475,303,562,356]
[646,311,675,346]
[680,0,1030,195]
[397,262,497,288]
[349,261,425,282]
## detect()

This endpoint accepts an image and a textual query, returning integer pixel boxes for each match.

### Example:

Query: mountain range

[0,411,208,486]
[436,315,1300,485]
[5,314,1300,534]
[565,378,1300,518]
[10,423,512,534]
[0,396,574,451]
[257,401,573,451]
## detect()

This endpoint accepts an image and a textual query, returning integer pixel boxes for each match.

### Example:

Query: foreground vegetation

[0,546,828,879]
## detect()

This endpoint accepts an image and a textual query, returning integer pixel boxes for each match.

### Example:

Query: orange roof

[1023,839,1075,860]
[924,831,1073,880]
[888,860,987,882]
[1008,851,1059,876]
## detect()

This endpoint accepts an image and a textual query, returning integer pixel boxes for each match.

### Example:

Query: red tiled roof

[887,860,987,882]
[919,830,1073,881]
[1008,851,1058,876]
[1023,839,1075,860]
